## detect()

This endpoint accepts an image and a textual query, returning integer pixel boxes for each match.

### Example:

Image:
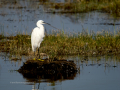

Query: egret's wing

[31,27,45,51]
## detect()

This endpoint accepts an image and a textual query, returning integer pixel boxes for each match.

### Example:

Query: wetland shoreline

[0,30,120,59]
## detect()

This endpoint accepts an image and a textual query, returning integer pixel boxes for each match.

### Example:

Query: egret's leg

[38,48,44,61]
[33,51,36,60]
[34,51,35,57]
[38,48,40,59]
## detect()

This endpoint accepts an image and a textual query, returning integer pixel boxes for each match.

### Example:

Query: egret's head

[36,20,51,27]
[37,20,45,26]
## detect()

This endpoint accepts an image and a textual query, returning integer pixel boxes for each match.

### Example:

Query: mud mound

[18,59,78,81]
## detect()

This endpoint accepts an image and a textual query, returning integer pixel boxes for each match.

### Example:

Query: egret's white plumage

[31,20,46,58]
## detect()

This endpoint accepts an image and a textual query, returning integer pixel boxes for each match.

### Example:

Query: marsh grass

[0,34,31,56]
[0,30,120,59]
[43,0,120,17]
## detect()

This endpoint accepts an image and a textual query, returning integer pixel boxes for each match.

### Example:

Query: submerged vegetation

[0,30,120,59]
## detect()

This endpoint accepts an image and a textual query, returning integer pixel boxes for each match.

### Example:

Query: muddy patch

[18,59,78,82]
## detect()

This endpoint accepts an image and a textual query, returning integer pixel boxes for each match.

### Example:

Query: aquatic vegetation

[43,0,120,17]
[1,0,120,17]
[0,30,120,58]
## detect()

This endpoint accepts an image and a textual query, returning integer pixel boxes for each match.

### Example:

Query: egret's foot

[37,59,44,61]
[33,58,36,60]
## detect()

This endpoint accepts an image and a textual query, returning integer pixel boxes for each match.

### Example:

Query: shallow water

[0,0,120,36]
[0,53,120,90]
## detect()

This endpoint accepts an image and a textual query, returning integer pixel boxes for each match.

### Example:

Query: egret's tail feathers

[32,45,37,52]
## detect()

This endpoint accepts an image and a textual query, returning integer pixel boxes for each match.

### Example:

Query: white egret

[31,20,59,61]
[31,20,48,60]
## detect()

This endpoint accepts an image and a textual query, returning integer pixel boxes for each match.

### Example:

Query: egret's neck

[38,24,44,29]
[38,24,45,34]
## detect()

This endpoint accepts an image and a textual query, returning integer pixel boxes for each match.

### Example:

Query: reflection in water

[22,71,77,82]
[32,83,40,90]
[0,0,120,36]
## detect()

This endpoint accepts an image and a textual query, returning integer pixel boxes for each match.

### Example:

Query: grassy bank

[0,30,120,59]
[42,0,120,17]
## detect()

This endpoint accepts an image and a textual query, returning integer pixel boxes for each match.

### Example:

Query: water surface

[0,0,120,36]
[0,54,120,90]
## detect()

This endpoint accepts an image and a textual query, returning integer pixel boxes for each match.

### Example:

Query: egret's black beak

[46,23,51,25]
[44,22,51,25]
[44,22,59,30]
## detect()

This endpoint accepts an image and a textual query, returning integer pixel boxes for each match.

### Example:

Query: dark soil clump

[18,59,78,81]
